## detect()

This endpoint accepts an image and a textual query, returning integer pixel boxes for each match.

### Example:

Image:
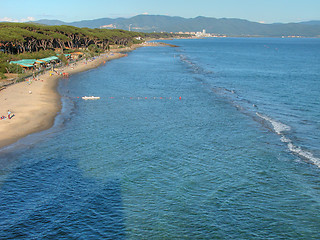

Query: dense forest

[0,22,176,54]
[0,23,176,76]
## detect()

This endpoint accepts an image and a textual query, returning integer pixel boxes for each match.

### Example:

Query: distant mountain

[32,15,320,37]
[33,19,66,26]
[69,18,116,28]
[299,20,320,25]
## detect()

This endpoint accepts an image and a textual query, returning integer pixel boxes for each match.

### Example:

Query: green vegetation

[88,44,102,54]
[0,22,144,54]
[0,53,24,74]
[57,54,68,65]
[0,72,7,79]
[0,22,178,74]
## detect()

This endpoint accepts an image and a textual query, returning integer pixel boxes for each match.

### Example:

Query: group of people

[0,110,14,120]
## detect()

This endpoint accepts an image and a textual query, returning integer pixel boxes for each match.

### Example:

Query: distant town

[99,25,228,38]
[172,29,227,38]
[172,29,305,38]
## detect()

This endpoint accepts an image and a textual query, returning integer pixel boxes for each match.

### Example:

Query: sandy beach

[0,52,126,149]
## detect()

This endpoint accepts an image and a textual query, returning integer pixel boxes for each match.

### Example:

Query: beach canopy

[10,55,60,68]
[10,59,37,65]
[10,59,37,68]
[38,56,60,62]
[35,59,47,64]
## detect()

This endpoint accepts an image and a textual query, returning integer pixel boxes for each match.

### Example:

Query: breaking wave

[256,113,320,167]
[256,113,291,135]
[178,50,320,168]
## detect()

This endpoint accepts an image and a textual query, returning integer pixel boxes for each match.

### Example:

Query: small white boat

[82,96,100,100]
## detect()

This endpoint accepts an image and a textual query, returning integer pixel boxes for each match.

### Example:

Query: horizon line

[1,14,319,25]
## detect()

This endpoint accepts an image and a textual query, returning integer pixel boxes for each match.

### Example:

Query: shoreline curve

[0,51,129,149]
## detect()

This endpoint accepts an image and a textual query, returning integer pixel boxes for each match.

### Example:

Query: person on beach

[7,110,14,119]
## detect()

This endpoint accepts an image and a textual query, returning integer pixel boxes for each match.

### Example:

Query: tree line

[0,22,176,54]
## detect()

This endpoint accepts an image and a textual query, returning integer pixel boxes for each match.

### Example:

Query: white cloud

[0,17,17,22]
[141,12,149,15]
[21,17,36,22]
[0,17,35,22]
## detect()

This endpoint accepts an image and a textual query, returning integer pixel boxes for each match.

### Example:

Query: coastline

[0,51,127,149]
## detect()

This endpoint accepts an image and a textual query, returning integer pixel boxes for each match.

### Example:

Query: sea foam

[256,113,291,135]
[256,112,320,167]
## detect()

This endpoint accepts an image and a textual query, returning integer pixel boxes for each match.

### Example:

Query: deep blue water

[0,38,320,239]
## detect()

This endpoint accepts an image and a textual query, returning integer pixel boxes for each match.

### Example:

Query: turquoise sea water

[0,38,320,239]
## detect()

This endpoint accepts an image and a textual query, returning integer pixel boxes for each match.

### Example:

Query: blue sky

[0,0,319,23]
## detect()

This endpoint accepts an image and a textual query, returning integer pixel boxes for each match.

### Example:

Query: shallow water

[0,38,320,239]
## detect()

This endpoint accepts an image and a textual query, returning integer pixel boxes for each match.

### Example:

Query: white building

[196,29,209,37]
